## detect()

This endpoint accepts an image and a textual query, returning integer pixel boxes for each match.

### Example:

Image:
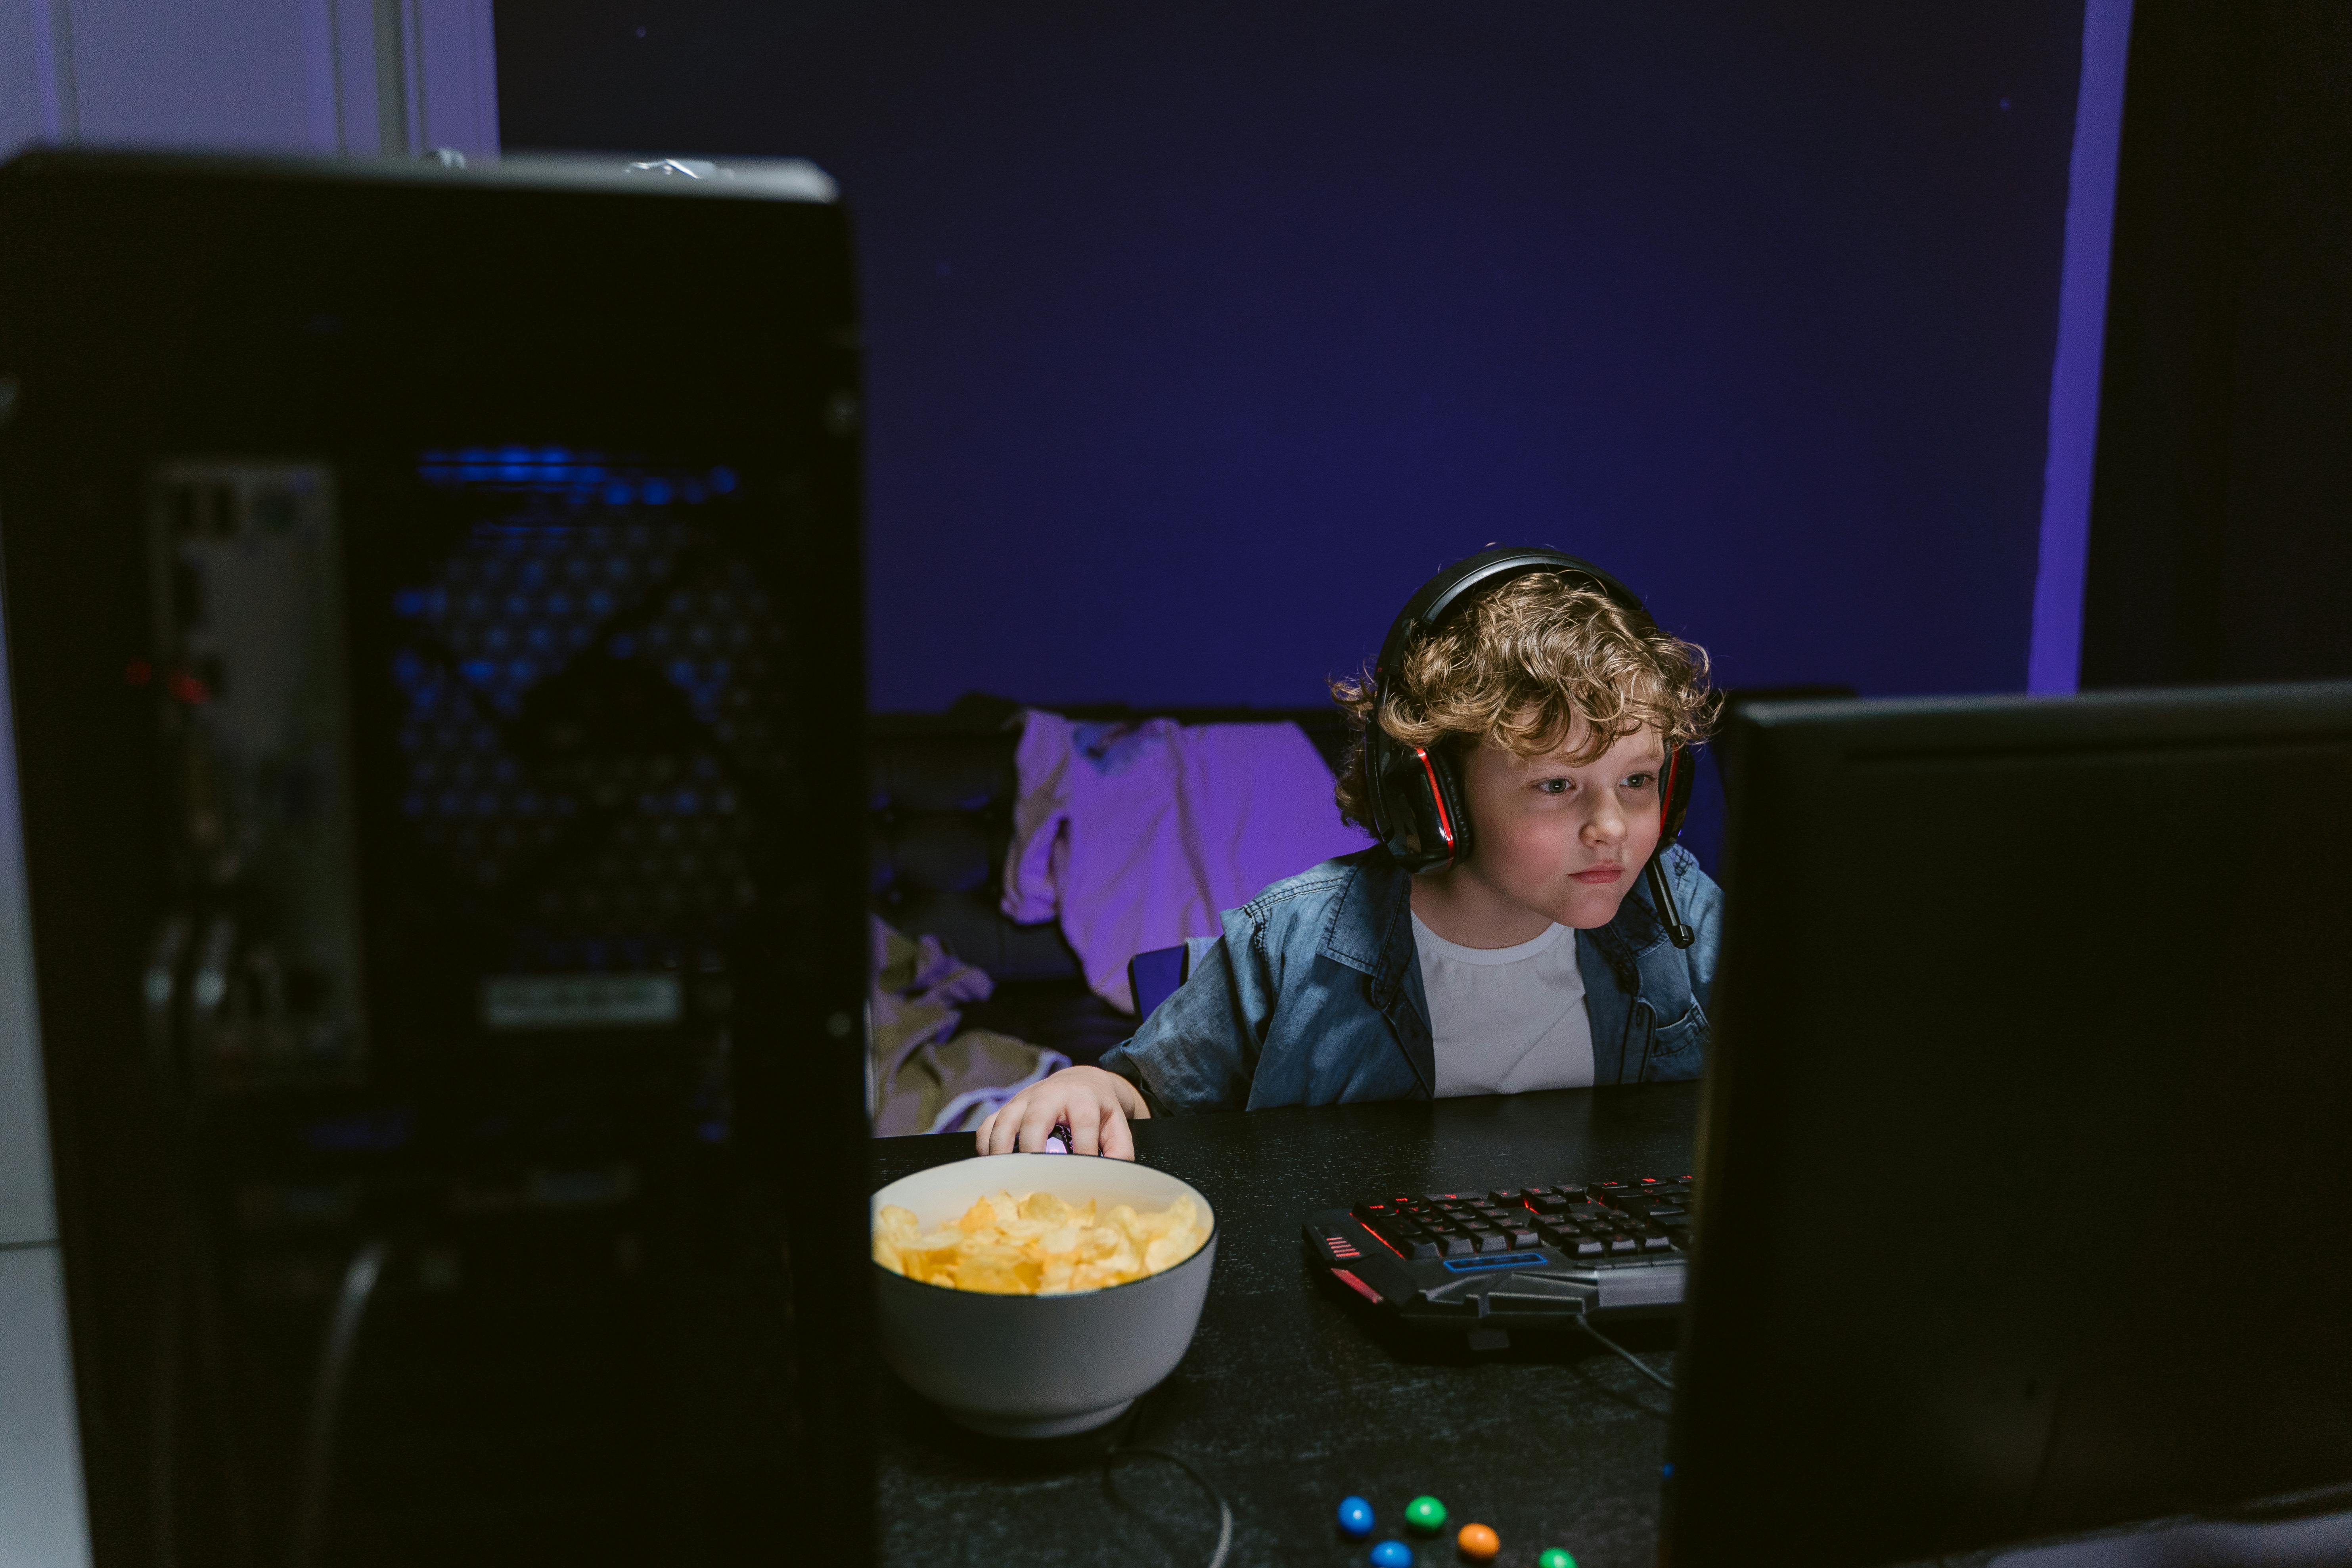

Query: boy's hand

[974,1066,1151,1160]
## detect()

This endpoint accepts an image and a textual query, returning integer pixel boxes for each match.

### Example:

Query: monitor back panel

[1668,684,2352,1567]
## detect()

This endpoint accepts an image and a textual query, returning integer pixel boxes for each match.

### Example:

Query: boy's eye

[1623,773,1654,790]
[1536,778,1571,795]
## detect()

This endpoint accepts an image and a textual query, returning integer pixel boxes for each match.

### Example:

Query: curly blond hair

[1331,571,1718,833]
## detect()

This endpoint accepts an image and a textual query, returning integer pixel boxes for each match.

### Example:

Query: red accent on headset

[1414,745,1457,862]
[1660,747,1680,831]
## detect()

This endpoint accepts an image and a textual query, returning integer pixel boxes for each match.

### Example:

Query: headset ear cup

[1660,744,1694,844]
[1425,745,1471,868]
[1373,738,1466,873]
[1366,731,1400,848]
[1368,734,1425,869]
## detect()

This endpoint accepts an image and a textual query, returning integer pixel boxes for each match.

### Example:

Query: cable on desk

[1105,1448,1233,1568]
[1575,1314,1676,1395]
[1104,1396,1234,1568]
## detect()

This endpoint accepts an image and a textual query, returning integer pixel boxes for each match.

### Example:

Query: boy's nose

[1585,795,1628,842]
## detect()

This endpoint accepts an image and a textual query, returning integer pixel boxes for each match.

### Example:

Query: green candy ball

[1404,1495,1447,1532]
[1538,1551,1578,1568]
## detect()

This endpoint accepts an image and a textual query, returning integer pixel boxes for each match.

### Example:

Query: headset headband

[1374,546,1648,691]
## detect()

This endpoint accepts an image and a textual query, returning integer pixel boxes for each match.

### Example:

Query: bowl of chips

[870,1153,1218,1437]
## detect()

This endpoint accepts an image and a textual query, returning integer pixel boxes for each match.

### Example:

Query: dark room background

[2082,0,2352,691]
[494,1,2088,716]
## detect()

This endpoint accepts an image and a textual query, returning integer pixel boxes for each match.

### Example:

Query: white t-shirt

[1412,911,1595,1098]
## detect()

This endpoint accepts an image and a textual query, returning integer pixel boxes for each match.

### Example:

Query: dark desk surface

[871,1083,1703,1568]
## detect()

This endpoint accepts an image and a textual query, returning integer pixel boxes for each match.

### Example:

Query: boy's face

[1458,724,1666,930]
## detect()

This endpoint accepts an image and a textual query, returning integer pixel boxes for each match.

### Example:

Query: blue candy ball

[1370,1541,1414,1568]
[1337,1496,1374,1539]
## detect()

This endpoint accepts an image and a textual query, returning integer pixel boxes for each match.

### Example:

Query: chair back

[1126,944,1190,1020]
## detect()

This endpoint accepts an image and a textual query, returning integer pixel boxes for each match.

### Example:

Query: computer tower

[0,151,872,1566]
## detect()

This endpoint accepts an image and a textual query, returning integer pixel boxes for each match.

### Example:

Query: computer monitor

[1667,683,2352,1566]
[0,151,872,1564]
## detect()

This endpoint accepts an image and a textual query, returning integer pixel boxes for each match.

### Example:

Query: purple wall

[2030,0,2133,694]
[496,1,2086,713]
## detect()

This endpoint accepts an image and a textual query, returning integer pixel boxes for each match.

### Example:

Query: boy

[976,548,1722,1160]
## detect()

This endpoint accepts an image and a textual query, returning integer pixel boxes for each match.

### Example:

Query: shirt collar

[1322,844,1668,999]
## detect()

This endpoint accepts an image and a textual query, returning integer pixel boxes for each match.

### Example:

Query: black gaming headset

[1365,546,1698,949]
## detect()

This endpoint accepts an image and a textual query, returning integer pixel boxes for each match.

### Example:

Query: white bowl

[870,1153,1219,1438]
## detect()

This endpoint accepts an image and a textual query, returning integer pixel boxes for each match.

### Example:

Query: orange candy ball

[1456,1522,1501,1561]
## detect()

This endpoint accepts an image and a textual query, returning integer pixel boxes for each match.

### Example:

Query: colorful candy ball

[1337,1495,1374,1539]
[1456,1522,1500,1561]
[1538,1551,1578,1568]
[1404,1495,1448,1533]
[1370,1541,1414,1568]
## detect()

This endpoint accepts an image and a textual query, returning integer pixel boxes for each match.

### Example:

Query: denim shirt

[1098,843,1723,1113]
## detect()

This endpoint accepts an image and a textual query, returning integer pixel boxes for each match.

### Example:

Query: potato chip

[952,1243,1041,1295]
[874,1186,1209,1295]
[1017,1191,1071,1225]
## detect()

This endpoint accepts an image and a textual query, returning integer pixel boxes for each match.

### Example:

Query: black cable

[1103,1397,1234,1568]
[1574,1314,1676,1394]
[289,1240,389,1568]
[1105,1448,1233,1568]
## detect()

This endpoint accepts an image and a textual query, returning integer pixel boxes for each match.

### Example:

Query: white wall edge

[0,1246,93,1568]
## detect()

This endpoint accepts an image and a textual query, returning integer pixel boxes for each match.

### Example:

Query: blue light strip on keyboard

[1438,1251,1549,1275]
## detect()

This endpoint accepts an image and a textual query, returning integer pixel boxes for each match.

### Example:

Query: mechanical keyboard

[1302,1176,1695,1341]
